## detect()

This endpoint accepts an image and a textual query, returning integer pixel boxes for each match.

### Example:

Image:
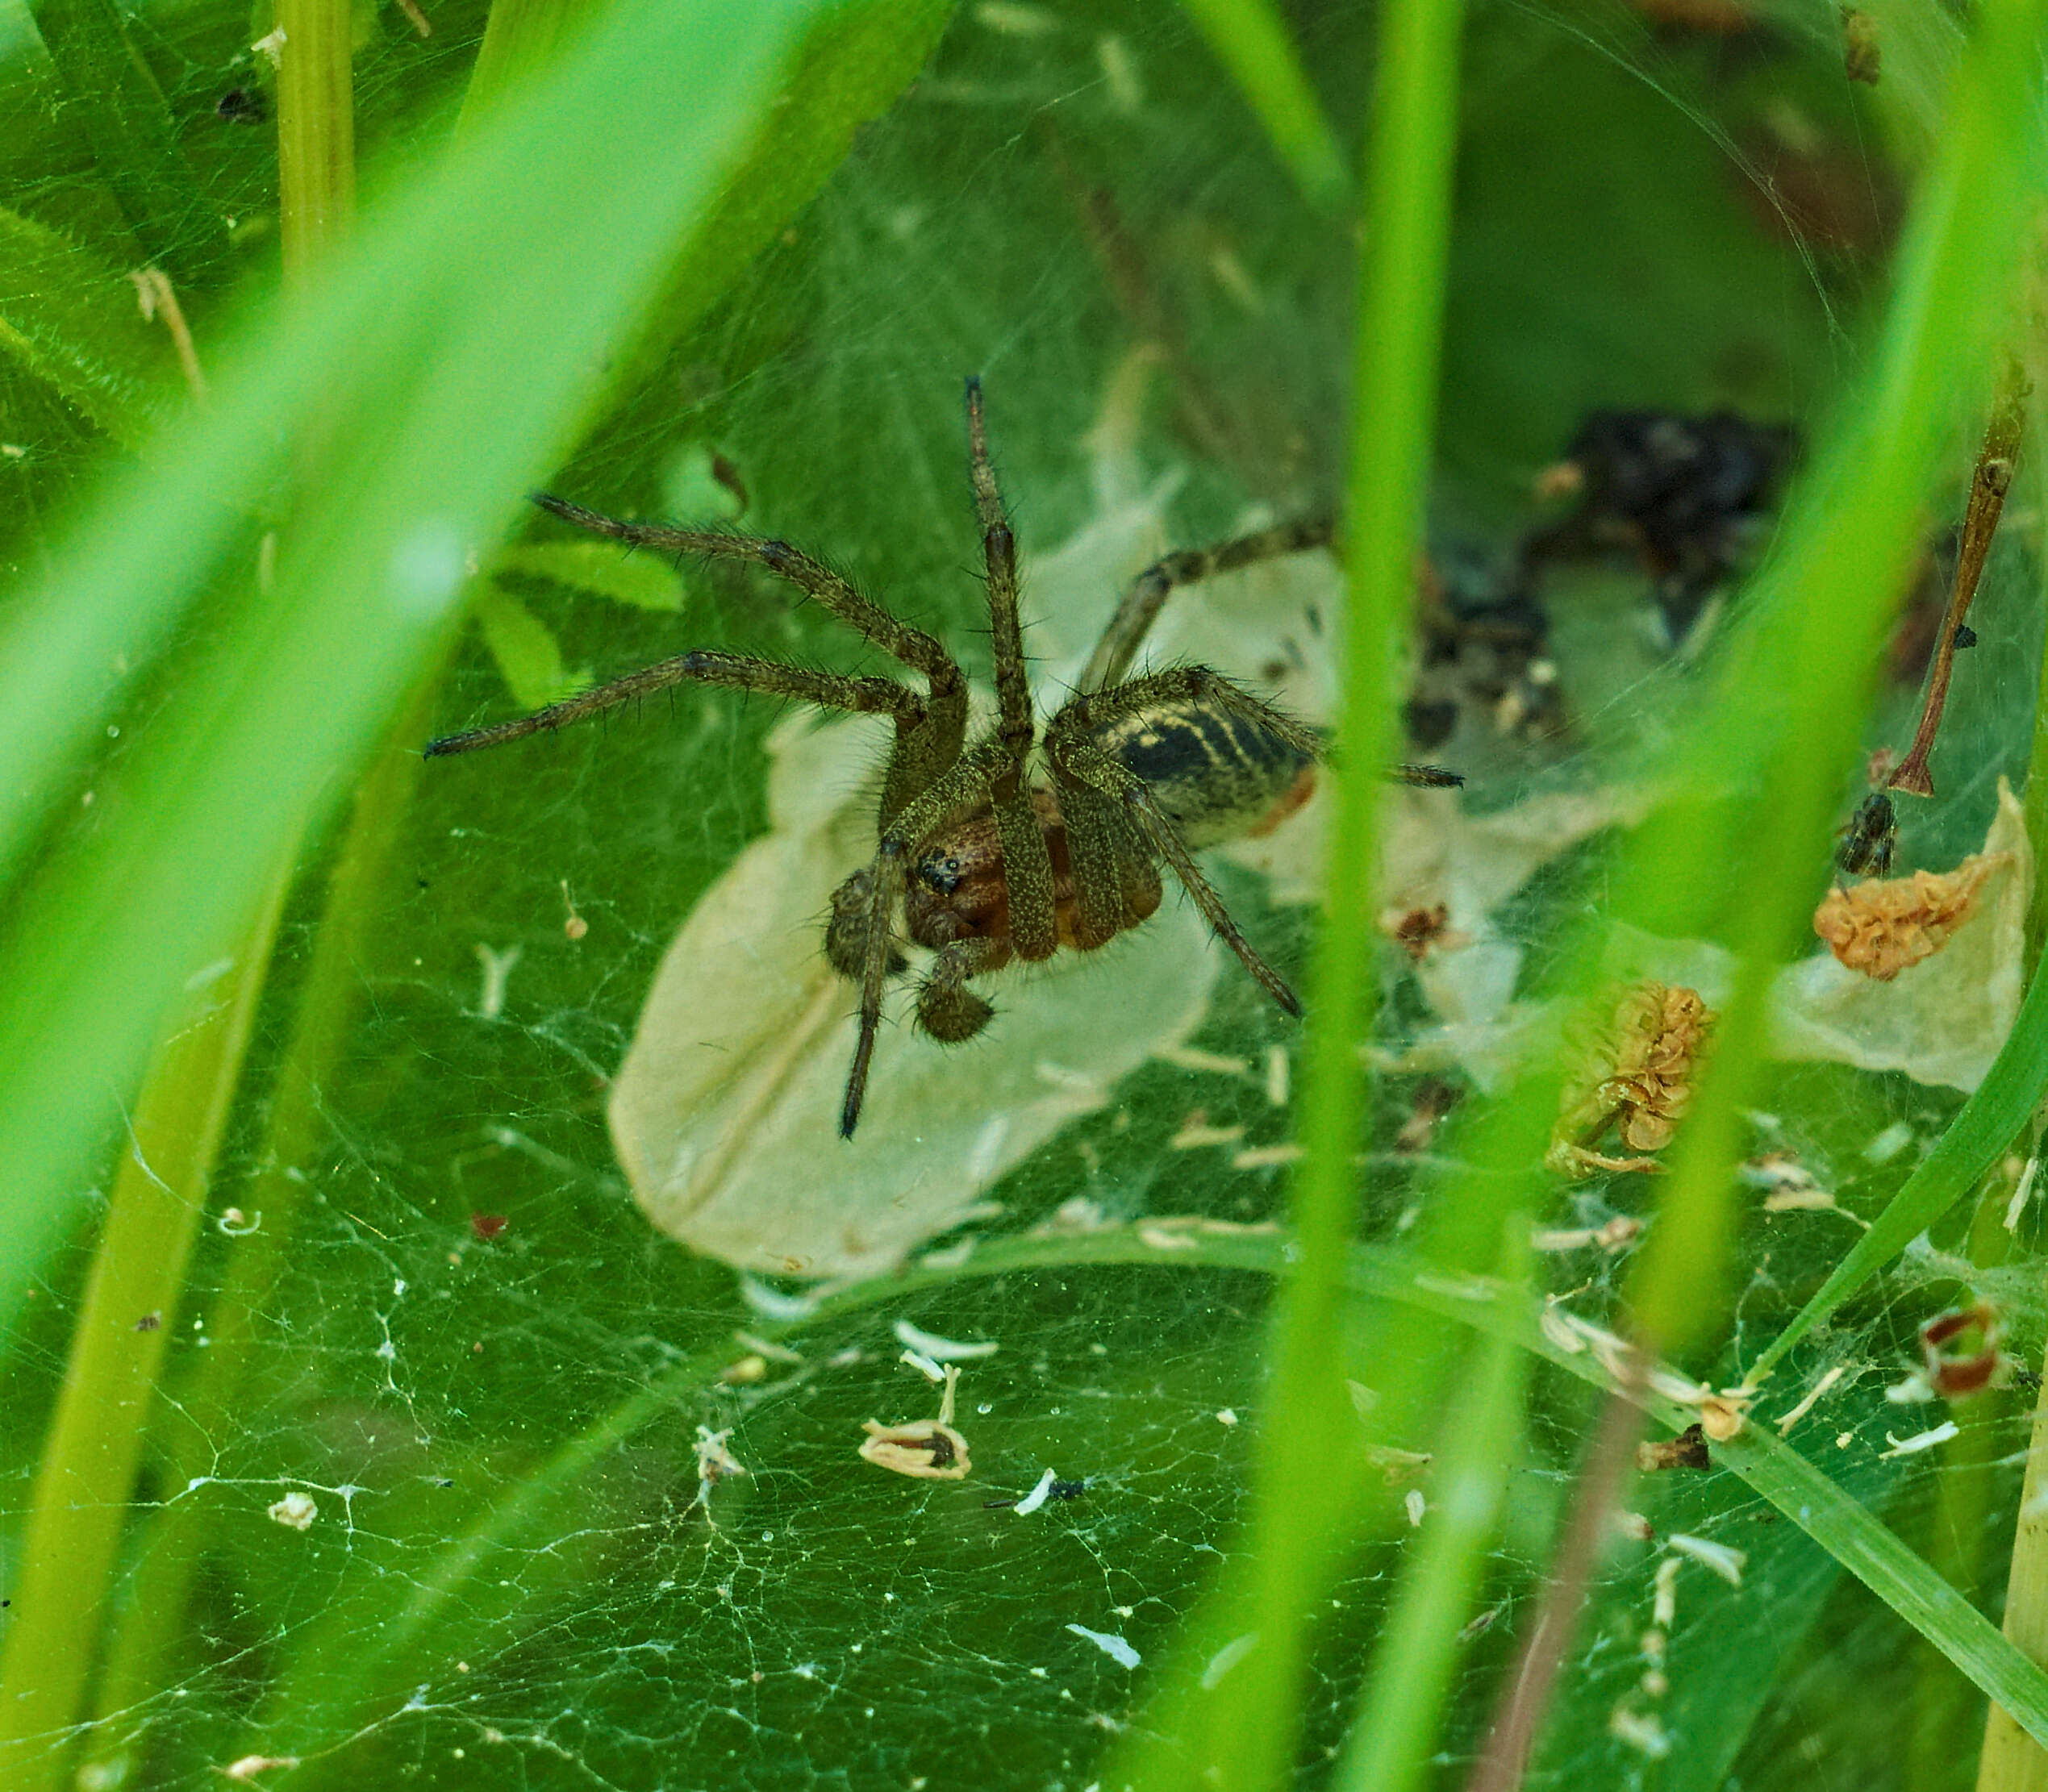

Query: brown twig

[1465,1374,1650,1792]
[1889,360,2029,798]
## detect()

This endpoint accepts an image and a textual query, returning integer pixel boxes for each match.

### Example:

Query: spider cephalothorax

[428,380,1457,1136]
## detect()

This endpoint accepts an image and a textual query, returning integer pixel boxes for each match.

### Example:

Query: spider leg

[1051,776,1131,948]
[532,494,968,822]
[1045,729,1301,1019]
[1079,516,1335,694]
[425,650,921,757]
[964,377,1057,964]
[842,742,1013,1138]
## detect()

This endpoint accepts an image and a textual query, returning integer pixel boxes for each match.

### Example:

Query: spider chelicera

[427,379,1458,1137]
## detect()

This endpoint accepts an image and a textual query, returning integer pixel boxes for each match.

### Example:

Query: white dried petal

[1666,1533,1746,1586]
[1012,1470,1057,1517]
[1066,1623,1141,1669]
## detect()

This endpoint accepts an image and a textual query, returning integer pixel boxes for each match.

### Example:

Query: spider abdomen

[1090,694,1316,848]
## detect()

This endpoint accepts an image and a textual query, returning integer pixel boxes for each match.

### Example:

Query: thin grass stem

[1333,1229,1527,1792]
[1178,0,1349,210]
[276,0,357,277]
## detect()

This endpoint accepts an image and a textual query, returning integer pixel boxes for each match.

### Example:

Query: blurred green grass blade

[1177,0,1348,210]
[0,206,181,444]
[0,0,832,1336]
[598,0,953,422]
[1332,1236,1526,1792]
[1613,0,2048,1358]
[19,0,205,273]
[1747,952,2048,1386]
[0,865,287,1786]
[1229,0,1466,1774]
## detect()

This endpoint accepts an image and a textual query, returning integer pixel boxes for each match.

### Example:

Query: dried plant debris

[860,1365,973,1481]
[1815,853,2002,981]
[1234,778,1648,1090]
[1381,902,1465,962]
[1921,1302,2004,1399]
[1834,790,1898,879]
[1522,409,1796,636]
[1840,6,1881,82]
[1548,982,1714,1177]
[1791,778,2032,1090]
[1887,365,2025,797]
[1637,1423,1711,1472]
[1616,782,2030,1094]
[1408,547,1565,752]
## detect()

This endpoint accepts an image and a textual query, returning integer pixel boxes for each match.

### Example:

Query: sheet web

[4,0,2041,1786]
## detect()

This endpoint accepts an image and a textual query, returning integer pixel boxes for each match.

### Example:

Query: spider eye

[916,855,963,894]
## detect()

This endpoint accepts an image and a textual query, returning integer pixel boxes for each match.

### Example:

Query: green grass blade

[275,0,357,276]
[1748,938,2048,1387]
[1224,0,1466,1775]
[1177,0,1348,210]
[1711,1424,2048,1748]
[1331,1234,1527,1792]
[0,0,826,1333]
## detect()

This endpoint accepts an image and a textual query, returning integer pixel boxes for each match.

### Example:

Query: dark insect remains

[427,380,1459,1136]
[1836,790,1899,880]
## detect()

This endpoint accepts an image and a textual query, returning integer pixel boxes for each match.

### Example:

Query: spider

[427,379,1459,1137]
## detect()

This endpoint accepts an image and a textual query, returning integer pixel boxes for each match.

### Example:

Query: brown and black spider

[427,380,1458,1137]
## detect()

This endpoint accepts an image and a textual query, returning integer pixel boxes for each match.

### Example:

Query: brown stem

[1890,361,2028,798]
[1466,1377,1650,1792]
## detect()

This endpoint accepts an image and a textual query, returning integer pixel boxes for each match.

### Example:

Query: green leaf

[471,585,583,711]
[491,539,686,614]
[0,205,181,444]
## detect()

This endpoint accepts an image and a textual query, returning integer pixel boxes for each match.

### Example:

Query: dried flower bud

[1814,853,2004,981]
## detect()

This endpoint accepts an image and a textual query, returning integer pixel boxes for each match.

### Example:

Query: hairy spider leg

[965,377,1058,965]
[1079,516,1336,694]
[424,651,923,757]
[523,496,970,827]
